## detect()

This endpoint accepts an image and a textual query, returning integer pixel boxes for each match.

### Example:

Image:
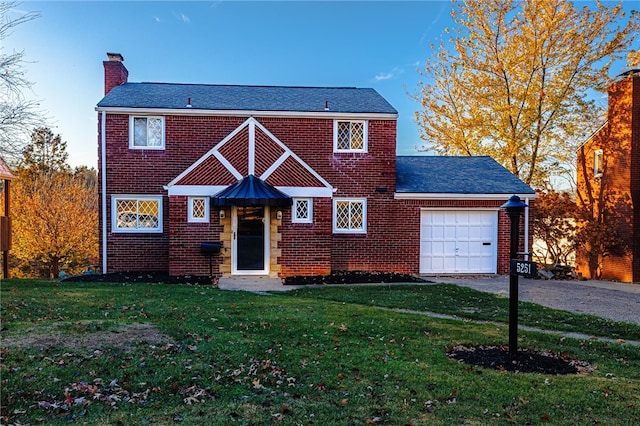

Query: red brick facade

[576,71,639,283]
[98,56,529,280]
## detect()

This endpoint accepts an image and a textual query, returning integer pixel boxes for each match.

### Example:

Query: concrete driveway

[429,276,640,326]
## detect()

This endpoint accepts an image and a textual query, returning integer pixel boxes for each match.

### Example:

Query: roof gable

[98,83,398,115]
[396,156,535,196]
[166,117,333,197]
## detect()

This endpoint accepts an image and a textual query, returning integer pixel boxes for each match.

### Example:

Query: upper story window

[333,198,366,234]
[334,120,367,152]
[292,198,313,223]
[130,116,165,149]
[188,197,209,223]
[112,196,162,233]
[593,149,603,178]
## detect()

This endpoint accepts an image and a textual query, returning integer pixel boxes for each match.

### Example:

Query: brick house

[96,53,535,282]
[576,69,640,283]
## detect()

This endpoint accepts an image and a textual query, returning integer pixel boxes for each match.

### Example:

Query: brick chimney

[103,52,128,95]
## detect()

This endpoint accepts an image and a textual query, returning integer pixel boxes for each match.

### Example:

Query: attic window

[594,149,603,178]
[130,116,165,149]
[334,120,367,152]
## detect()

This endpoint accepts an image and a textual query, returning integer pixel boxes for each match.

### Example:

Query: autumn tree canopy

[11,128,98,279]
[415,0,640,186]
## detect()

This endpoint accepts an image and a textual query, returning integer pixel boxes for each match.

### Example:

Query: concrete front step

[218,275,287,292]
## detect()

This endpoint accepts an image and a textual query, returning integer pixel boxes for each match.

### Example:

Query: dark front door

[236,206,265,271]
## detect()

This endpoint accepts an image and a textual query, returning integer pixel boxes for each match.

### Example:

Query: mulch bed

[447,345,593,375]
[64,271,427,286]
[63,271,213,285]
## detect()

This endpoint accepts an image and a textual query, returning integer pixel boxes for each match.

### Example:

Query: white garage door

[420,210,497,274]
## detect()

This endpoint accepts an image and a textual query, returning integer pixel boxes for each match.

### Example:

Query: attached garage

[395,156,537,275]
[420,209,497,274]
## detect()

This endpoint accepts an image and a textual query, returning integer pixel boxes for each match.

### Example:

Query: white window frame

[292,198,313,223]
[333,120,368,153]
[112,195,163,233]
[129,116,165,149]
[594,149,603,178]
[188,197,209,223]
[333,198,367,234]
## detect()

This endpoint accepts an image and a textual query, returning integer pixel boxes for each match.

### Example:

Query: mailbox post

[501,195,528,357]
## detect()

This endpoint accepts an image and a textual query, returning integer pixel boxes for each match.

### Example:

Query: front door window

[234,206,268,273]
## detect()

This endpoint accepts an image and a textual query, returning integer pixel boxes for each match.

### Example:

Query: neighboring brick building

[0,157,14,278]
[96,53,535,282]
[576,69,640,283]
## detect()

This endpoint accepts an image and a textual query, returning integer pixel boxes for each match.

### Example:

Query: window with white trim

[112,196,162,233]
[188,197,209,223]
[594,149,603,178]
[292,198,313,223]
[334,120,367,152]
[333,198,366,233]
[130,116,165,149]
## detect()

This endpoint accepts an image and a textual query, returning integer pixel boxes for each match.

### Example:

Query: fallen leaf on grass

[424,400,435,413]
[444,391,457,404]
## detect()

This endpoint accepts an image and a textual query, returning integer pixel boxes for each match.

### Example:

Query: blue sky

[5,1,636,169]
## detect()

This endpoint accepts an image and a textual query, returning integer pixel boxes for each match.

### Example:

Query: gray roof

[396,156,535,195]
[97,82,398,114]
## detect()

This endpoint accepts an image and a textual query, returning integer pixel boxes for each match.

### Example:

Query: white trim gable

[165,117,334,197]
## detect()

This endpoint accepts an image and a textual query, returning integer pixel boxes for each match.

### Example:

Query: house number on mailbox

[510,260,537,278]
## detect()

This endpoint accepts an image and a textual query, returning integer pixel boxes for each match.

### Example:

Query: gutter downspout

[101,111,108,273]
[524,197,530,261]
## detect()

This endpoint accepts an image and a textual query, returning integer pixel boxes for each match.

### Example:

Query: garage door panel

[444,225,456,239]
[420,210,497,274]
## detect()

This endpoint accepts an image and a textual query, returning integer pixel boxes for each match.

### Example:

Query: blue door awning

[212,175,292,207]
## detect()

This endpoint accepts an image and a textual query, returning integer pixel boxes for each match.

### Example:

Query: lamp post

[501,195,528,357]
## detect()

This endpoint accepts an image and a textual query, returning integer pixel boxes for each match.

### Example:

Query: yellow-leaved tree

[10,128,98,278]
[415,0,640,187]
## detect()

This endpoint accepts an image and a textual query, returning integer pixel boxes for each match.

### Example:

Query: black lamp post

[501,194,528,357]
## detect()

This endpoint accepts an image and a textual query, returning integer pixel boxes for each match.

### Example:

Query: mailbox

[200,241,222,254]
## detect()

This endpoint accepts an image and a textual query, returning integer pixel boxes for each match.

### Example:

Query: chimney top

[106,52,124,62]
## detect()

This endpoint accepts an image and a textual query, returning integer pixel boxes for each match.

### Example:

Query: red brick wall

[631,76,640,283]
[278,199,332,277]
[576,73,639,282]
[168,196,223,278]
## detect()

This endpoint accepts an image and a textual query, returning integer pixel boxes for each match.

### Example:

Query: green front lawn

[1,280,639,425]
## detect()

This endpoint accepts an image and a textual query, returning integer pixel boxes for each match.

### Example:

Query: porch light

[219,210,225,220]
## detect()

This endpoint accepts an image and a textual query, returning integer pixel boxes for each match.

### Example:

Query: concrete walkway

[218,274,640,327]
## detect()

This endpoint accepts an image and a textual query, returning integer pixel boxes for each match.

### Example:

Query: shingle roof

[97,82,398,115]
[396,156,535,195]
